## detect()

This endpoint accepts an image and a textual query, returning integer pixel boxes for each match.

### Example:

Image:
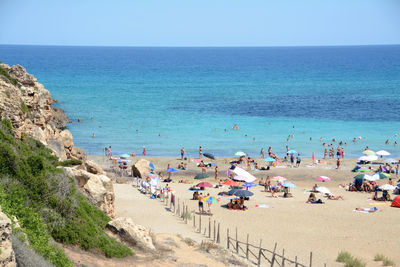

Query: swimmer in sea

[92,133,95,138]
[78,117,81,123]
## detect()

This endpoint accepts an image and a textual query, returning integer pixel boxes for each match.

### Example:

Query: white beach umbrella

[364,174,379,181]
[379,184,396,191]
[315,186,331,195]
[376,150,390,156]
[232,166,257,183]
[362,150,376,156]
[358,155,378,161]
[271,176,287,182]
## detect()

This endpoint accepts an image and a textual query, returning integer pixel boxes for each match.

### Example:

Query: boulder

[85,160,105,175]
[107,217,155,251]
[0,209,16,267]
[8,65,36,86]
[62,168,115,218]
[133,159,151,178]
[60,129,73,149]
[70,146,87,162]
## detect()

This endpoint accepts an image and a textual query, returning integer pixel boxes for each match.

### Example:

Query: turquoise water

[1,45,400,158]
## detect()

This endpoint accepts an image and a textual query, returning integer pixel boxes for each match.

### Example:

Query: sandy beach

[91,155,400,266]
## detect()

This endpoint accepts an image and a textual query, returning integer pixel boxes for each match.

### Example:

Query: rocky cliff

[0,63,115,218]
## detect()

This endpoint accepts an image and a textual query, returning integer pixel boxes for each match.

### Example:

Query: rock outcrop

[106,217,155,251]
[63,167,115,218]
[0,209,16,267]
[0,63,114,217]
[132,159,151,178]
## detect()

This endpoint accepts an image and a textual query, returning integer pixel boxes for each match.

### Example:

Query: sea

[1,45,400,158]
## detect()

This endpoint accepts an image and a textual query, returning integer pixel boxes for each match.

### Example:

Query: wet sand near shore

[90,155,400,266]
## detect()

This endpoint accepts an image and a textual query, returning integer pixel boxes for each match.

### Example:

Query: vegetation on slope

[0,119,132,266]
[0,65,21,88]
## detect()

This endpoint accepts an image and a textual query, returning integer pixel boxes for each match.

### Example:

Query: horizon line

[1,43,400,49]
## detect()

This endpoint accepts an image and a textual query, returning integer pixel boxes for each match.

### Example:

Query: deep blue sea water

[1,45,400,158]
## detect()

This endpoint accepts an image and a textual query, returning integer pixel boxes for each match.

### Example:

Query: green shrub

[0,65,20,87]
[337,251,352,263]
[383,258,396,266]
[20,100,30,113]
[375,254,386,261]
[55,159,82,167]
[0,124,132,266]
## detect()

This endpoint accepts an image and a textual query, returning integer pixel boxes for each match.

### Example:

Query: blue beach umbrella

[287,150,297,154]
[166,168,178,173]
[264,157,275,162]
[228,189,254,197]
[241,182,257,190]
[120,153,130,159]
[282,182,296,188]
[149,162,155,171]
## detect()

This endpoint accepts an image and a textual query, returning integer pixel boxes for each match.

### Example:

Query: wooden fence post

[309,252,313,267]
[235,227,239,253]
[208,218,211,238]
[227,228,229,249]
[246,234,249,259]
[213,220,216,241]
[199,214,202,233]
[193,214,195,228]
[185,206,188,224]
[271,242,277,267]
[295,256,298,267]
[217,223,220,243]
[282,249,285,267]
[257,239,263,266]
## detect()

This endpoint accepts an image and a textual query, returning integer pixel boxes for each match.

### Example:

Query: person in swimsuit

[142,146,146,156]
[198,193,204,213]
[199,146,203,158]
[180,147,185,160]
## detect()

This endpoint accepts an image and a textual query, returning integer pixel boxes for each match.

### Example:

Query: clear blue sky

[1,0,399,46]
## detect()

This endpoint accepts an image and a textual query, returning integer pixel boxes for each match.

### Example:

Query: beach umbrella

[378,172,390,179]
[376,150,390,156]
[223,179,239,186]
[362,150,376,156]
[315,186,331,195]
[196,182,212,188]
[232,166,257,182]
[203,153,215,160]
[264,157,275,162]
[166,168,178,173]
[149,162,155,171]
[203,196,218,203]
[354,173,366,179]
[272,176,287,182]
[235,151,246,157]
[233,175,247,181]
[379,184,396,191]
[316,176,331,182]
[364,174,378,181]
[228,189,254,197]
[287,150,297,154]
[194,173,209,179]
[358,155,378,161]
[282,182,296,188]
[120,153,130,159]
[241,182,257,190]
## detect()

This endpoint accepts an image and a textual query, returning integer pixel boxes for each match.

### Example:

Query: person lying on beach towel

[306,193,324,204]
[326,194,344,200]
[354,207,378,213]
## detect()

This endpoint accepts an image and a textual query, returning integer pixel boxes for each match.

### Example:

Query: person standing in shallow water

[180,147,185,160]
[142,146,146,156]
[215,166,218,180]
[260,148,265,159]
[199,146,203,159]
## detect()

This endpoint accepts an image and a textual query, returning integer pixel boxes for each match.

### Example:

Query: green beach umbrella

[194,173,209,179]
[354,174,365,179]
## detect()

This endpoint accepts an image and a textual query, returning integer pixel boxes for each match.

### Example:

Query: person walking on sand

[180,147,185,160]
[296,154,301,167]
[199,146,203,159]
[260,148,265,159]
[336,158,341,171]
[215,166,218,180]
[198,193,204,213]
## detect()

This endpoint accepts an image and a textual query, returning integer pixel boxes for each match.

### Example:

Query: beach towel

[353,207,379,213]
[368,202,391,206]
[255,204,273,208]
